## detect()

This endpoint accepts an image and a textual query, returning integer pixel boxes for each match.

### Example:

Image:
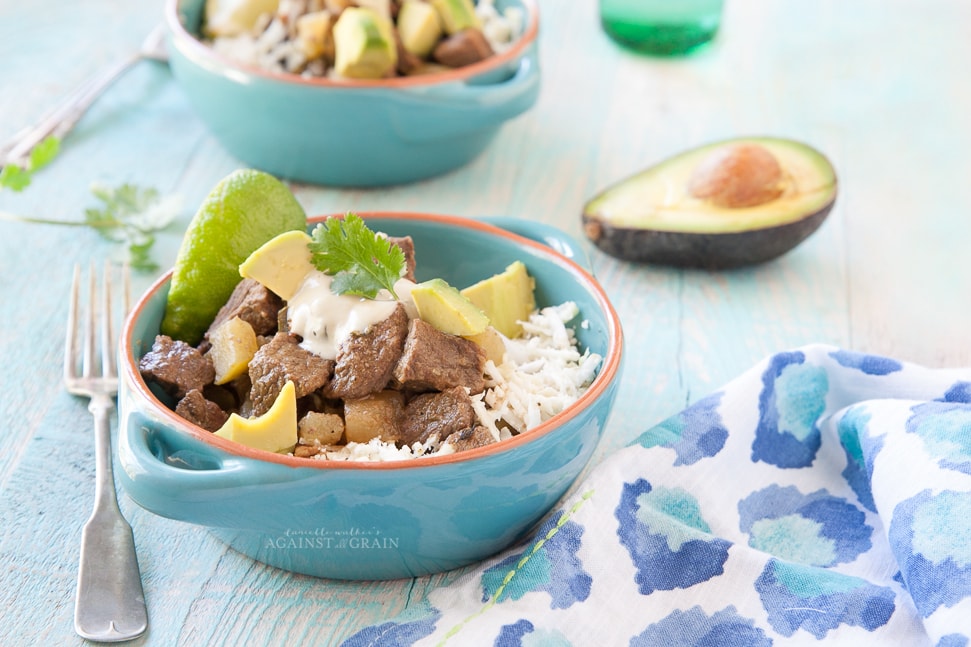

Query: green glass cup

[600,0,724,56]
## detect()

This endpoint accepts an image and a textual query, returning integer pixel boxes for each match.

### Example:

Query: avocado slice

[397,0,443,58]
[429,0,481,36]
[582,137,837,269]
[411,278,489,336]
[214,380,298,454]
[460,261,536,339]
[204,0,280,38]
[239,229,314,301]
[333,7,398,79]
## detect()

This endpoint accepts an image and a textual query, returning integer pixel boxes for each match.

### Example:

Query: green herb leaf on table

[28,136,60,172]
[83,183,181,270]
[0,135,60,192]
[0,165,31,191]
[309,213,406,300]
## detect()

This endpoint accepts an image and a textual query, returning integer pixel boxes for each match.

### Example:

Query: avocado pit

[688,143,785,209]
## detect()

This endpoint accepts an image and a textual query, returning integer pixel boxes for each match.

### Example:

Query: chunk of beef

[139,335,215,399]
[433,29,494,68]
[175,389,229,432]
[393,319,485,394]
[249,332,334,416]
[399,386,476,445]
[388,236,417,282]
[206,278,282,340]
[394,34,424,76]
[297,391,341,418]
[444,425,497,453]
[326,303,409,401]
[204,378,248,413]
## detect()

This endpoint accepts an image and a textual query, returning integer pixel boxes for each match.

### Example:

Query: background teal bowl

[165,0,541,187]
[118,214,624,580]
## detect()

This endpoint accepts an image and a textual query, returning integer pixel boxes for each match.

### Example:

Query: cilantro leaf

[84,183,180,270]
[309,213,406,299]
[0,135,60,192]
[126,237,157,271]
[0,164,31,191]
[28,136,60,172]
[85,183,163,240]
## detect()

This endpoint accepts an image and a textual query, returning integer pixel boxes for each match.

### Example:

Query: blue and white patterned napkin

[343,345,971,646]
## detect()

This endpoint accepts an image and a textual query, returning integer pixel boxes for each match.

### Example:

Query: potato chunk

[208,316,259,385]
[296,10,336,62]
[343,390,404,443]
[464,325,506,365]
[298,411,345,445]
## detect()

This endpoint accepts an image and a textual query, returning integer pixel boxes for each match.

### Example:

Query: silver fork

[65,262,148,642]
[0,25,168,169]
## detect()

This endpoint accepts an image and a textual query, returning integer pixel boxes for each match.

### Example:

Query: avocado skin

[583,199,834,270]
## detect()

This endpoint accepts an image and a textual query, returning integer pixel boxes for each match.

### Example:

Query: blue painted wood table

[2,0,970,644]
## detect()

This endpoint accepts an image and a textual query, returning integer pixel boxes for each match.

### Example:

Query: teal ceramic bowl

[164,0,540,187]
[118,213,623,580]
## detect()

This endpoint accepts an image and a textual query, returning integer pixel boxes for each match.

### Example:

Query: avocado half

[582,137,838,270]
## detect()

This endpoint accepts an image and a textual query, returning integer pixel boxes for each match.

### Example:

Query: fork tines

[64,262,131,388]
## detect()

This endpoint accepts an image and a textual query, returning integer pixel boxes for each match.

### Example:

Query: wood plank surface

[1,0,970,644]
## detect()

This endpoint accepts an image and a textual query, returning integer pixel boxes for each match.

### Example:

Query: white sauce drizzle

[287,270,416,359]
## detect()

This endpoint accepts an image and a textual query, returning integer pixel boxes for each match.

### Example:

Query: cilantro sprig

[309,213,406,299]
[82,184,182,270]
[1,136,181,271]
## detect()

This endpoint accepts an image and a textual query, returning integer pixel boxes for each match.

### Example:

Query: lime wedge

[160,169,307,345]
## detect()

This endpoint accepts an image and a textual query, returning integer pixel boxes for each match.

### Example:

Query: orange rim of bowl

[123,212,623,470]
[164,0,539,89]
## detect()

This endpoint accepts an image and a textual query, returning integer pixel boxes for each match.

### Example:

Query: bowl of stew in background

[164,0,540,187]
[118,212,623,580]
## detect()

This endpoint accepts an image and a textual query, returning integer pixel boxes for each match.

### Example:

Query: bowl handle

[118,409,306,525]
[393,48,541,141]
[482,217,593,271]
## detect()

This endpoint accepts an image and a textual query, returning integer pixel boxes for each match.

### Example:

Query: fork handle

[74,395,148,643]
[1,52,140,167]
